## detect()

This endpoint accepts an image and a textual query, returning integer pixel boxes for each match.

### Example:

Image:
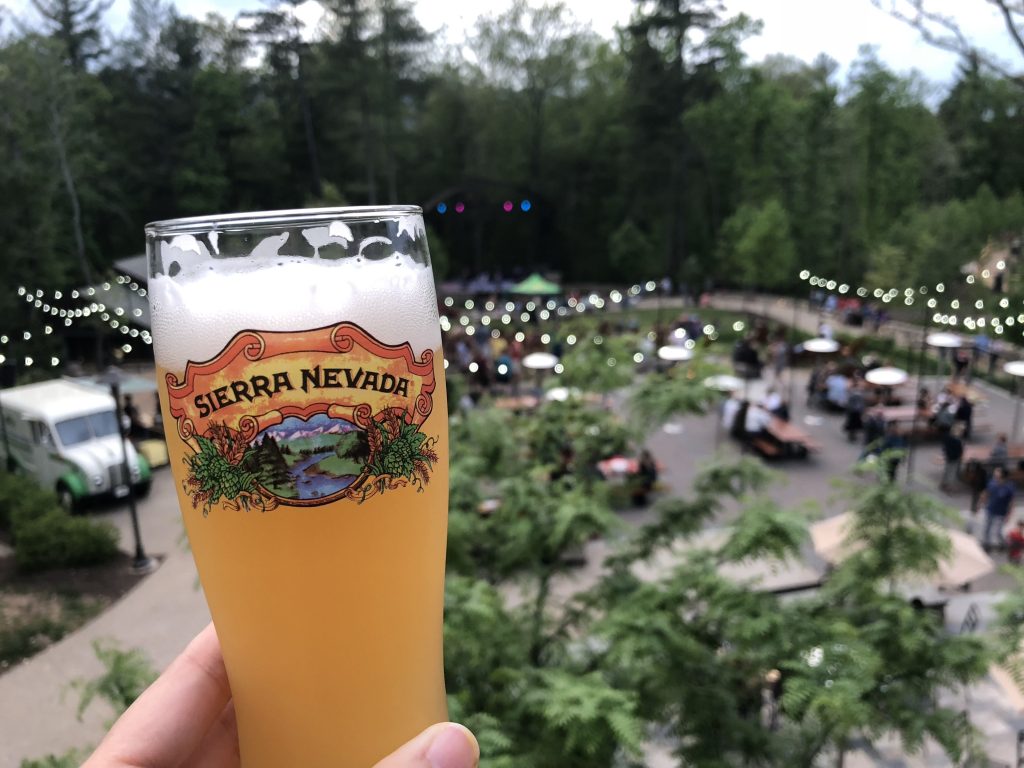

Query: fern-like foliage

[72,640,157,725]
[520,669,644,766]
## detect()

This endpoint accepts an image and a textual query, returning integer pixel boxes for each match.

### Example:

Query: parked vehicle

[0,379,151,510]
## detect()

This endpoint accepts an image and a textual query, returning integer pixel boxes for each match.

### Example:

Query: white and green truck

[0,379,151,510]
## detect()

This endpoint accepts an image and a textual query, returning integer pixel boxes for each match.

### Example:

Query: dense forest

[1,0,1023,324]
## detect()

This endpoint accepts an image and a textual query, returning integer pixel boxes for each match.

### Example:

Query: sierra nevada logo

[164,323,438,515]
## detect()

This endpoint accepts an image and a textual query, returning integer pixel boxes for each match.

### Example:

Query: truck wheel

[57,483,78,514]
[134,481,152,500]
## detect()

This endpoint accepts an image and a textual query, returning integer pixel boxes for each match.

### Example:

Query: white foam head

[149,253,440,372]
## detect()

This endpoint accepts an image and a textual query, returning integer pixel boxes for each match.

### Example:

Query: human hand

[82,623,479,768]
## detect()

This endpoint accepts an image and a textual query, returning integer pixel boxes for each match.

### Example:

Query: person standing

[954,395,974,440]
[939,424,964,493]
[1007,519,1024,565]
[632,449,659,506]
[770,339,788,382]
[844,382,866,443]
[722,391,742,432]
[990,433,1009,471]
[880,422,907,483]
[978,466,1015,551]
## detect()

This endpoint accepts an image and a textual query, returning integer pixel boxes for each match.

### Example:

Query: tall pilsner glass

[146,207,448,768]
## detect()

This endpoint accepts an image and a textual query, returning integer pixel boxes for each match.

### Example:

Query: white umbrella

[1003,360,1024,437]
[546,386,584,402]
[657,346,694,362]
[1003,360,1024,378]
[926,332,963,349]
[802,337,840,354]
[809,512,995,588]
[522,352,559,370]
[704,374,744,392]
[865,366,909,387]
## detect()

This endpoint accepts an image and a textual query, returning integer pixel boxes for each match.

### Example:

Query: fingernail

[426,723,479,768]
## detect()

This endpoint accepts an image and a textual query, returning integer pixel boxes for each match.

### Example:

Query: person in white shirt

[745,403,773,435]
[763,388,783,414]
[826,373,848,409]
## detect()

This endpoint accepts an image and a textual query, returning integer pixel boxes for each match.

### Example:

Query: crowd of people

[440,294,712,405]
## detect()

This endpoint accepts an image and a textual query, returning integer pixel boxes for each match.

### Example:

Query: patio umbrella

[864,366,909,387]
[633,528,822,594]
[809,512,995,588]
[510,273,561,295]
[991,640,1024,713]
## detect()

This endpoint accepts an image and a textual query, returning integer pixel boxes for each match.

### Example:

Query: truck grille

[108,464,129,488]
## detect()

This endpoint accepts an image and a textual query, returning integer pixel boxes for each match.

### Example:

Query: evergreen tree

[30,0,111,71]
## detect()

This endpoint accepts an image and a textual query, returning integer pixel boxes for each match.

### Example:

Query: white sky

[2,0,1020,87]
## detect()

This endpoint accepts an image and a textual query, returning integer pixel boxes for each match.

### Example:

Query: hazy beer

[146,208,448,767]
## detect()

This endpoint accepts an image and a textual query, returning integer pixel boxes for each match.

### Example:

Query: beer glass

[146,207,448,768]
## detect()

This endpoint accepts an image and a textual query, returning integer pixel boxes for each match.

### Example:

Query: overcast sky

[3,0,1019,87]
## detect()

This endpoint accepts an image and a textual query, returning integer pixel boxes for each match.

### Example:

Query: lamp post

[0,361,15,471]
[906,332,962,485]
[103,367,157,574]
[1003,360,1024,441]
[0,396,13,472]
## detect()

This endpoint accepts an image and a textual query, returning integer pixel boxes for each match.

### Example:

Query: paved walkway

[0,470,210,767]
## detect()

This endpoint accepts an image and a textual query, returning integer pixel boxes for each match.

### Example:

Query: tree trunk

[529,572,551,665]
[50,102,93,287]
[296,49,323,200]
[361,85,378,205]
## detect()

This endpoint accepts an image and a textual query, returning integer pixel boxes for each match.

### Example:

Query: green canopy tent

[510,273,561,295]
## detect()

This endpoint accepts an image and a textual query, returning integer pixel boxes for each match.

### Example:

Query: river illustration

[289,451,358,500]
[247,413,370,500]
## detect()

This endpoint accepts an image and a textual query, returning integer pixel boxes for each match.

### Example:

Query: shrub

[19,748,87,768]
[0,470,119,571]
[0,471,62,536]
[13,512,119,572]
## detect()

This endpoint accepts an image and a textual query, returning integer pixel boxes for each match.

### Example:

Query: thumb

[373,723,479,768]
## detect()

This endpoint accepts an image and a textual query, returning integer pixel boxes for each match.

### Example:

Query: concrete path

[0,470,210,767]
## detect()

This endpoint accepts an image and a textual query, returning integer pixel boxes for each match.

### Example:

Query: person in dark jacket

[880,422,907,482]
[954,396,974,440]
[940,424,964,492]
[844,382,866,443]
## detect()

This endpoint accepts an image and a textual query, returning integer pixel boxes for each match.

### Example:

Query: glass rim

[145,205,423,236]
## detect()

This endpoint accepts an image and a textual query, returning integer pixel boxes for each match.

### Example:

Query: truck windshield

[55,411,120,447]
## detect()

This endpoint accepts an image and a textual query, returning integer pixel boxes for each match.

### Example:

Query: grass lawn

[312,454,363,477]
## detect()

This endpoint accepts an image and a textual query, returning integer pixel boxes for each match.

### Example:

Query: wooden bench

[750,438,782,458]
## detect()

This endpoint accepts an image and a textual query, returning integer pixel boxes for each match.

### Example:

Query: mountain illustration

[263,412,358,442]
[249,413,367,501]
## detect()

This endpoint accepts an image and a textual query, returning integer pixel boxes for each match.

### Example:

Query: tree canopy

[1,0,1022,359]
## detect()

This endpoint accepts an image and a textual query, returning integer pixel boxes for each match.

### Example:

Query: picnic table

[866,404,944,440]
[597,456,638,479]
[961,444,1024,485]
[596,456,665,481]
[492,394,540,412]
[962,444,1024,465]
[750,418,821,459]
[868,404,926,424]
[861,382,910,407]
